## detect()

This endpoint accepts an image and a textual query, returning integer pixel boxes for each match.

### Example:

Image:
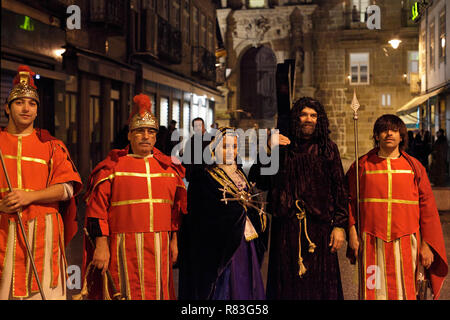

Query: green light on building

[411,2,419,21]
[19,16,34,31]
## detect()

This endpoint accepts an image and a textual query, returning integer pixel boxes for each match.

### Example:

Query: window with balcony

[200,13,206,48]
[182,0,190,44]
[141,0,157,55]
[349,52,369,85]
[171,0,181,30]
[142,0,155,9]
[90,0,126,29]
[439,9,446,63]
[192,6,199,46]
[351,0,370,23]
[157,0,169,20]
[207,19,214,53]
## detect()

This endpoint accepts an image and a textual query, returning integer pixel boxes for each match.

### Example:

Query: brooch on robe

[218,180,268,232]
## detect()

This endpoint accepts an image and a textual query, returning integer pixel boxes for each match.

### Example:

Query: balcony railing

[344,8,417,29]
[343,10,369,29]
[157,17,182,64]
[192,46,216,82]
[90,0,126,34]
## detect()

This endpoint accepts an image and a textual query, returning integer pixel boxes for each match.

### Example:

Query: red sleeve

[48,140,82,195]
[346,161,358,228]
[171,174,187,231]
[85,177,111,237]
[415,160,448,299]
[45,140,82,246]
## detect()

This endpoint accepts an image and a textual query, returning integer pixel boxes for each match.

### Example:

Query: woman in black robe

[178,127,268,300]
[249,97,348,300]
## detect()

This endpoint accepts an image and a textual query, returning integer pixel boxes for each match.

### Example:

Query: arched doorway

[239,46,277,128]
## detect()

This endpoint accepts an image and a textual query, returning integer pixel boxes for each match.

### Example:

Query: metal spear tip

[351,90,360,113]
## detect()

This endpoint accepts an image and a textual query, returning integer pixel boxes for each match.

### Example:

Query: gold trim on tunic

[387,159,392,242]
[86,171,176,203]
[144,158,154,232]
[120,234,131,300]
[0,188,34,193]
[116,233,123,297]
[110,198,173,207]
[17,137,23,189]
[360,158,420,242]
[154,232,161,300]
[135,233,145,300]
[363,170,414,175]
[3,155,48,165]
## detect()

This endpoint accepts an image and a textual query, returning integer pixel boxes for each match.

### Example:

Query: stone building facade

[217,0,419,161]
[1,0,223,180]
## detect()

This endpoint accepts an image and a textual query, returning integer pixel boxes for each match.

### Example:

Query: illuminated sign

[412,2,420,21]
[19,16,34,31]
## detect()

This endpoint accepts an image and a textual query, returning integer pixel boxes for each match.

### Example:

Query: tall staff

[0,148,46,300]
[350,90,363,298]
[350,91,360,236]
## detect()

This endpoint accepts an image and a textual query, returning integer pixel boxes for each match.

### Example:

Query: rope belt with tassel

[295,200,316,277]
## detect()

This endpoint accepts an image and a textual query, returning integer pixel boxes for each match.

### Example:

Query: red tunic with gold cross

[85,151,187,300]
[0,129,82,299]
[347,149,448,300]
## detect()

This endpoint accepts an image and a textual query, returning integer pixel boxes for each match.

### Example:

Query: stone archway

[239,46,277,129]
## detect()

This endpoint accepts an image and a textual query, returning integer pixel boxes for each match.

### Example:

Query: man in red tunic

[347,114,448,300]
[0,66,82,299]
[82,94,187,300]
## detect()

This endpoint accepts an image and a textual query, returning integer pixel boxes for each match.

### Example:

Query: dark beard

[289,123,316,146]
[300,122,316,138]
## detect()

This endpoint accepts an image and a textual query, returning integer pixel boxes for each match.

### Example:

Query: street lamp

[388,39,402,49]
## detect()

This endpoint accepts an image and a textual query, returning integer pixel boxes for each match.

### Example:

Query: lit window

[207,105,214,128]
[407,51,419,84]
[160,97,169,127]
[248,0,265,8]
[349,53,370,85]
[430,21,435,69]
[172,100,180,125]
[381,94,391,106]
[351,0,370,22]
[183,101,190,134]
[439,9,446,62]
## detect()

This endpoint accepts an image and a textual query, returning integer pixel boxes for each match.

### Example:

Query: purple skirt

[211,235,266,300]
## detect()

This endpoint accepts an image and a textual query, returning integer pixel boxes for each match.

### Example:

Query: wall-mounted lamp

[388,39,402,49]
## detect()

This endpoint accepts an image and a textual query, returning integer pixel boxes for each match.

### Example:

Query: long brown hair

[289,97,333,158]
[372,114,408,150]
